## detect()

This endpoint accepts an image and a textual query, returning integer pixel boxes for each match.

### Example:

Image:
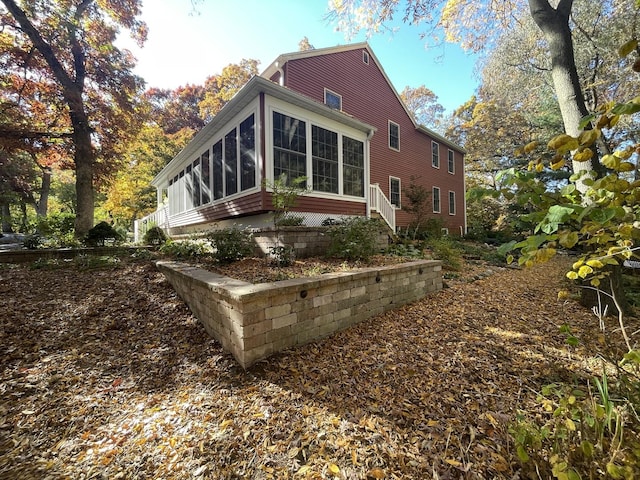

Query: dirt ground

[0,255,634,479]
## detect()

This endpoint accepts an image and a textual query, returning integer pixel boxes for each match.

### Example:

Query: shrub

[143,226,168,246]
[23,234,43,250]
[327,217,381,261]
[84,222,124,247]
[386,242,424,259]
[207,227,254,264]
[159,239,212,259]
[33,212,78,248]
[275,215,305,227]
[428,237,463,270]
[269,244,295,267]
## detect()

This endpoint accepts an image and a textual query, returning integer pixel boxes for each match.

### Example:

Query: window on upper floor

[448,149,455,174]
[432,186,441,213]
[390,176,401,208]
[324,88,342,110]
[363,50,369,64]
[389,121,400,151]
[449,191,456,215]
[432,141,440,168]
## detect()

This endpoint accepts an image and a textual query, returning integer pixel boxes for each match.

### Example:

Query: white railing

[134,205,170,243]
[369,183,396,232]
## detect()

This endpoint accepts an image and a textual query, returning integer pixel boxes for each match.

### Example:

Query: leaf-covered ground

[0,256,633,479]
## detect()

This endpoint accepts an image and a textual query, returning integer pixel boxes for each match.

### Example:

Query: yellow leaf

[427,419,438,427]
[296,465,312,475]
[572,259,584,270]
[578,265,594,278]
[618,39,638,57]
[524,141,539,153]
[329,463,340,475]
[573,148,593,162]
[618,162,635,172]
[535,162,544,173]
[578,129,599,146]
[586,259,604,268]
[566,271,579,280]
[445,458,462,467]
[219,419,233,429]
[551,158,566,170]
[367,468,385,479]
[590,277,601,287]
[558,290,569,300]
[601,154,620,170]
[565,418,576,431]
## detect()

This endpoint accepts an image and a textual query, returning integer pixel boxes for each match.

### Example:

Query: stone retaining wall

[157,259,442,368]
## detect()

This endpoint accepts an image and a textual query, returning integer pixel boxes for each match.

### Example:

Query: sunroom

[135,76,394,241]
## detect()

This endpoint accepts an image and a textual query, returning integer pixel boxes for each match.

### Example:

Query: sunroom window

[273,111,307,183]
[312,125,339,193]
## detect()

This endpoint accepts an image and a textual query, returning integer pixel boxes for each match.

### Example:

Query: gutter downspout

[365,128,375,219]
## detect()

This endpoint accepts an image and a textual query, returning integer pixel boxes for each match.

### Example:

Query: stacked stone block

[157,259,442,368]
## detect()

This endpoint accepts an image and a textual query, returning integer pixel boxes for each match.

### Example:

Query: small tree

[404,176,431,239]
[263,173,308,266]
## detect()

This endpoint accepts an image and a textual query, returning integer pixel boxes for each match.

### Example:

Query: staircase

[369,183,396,233]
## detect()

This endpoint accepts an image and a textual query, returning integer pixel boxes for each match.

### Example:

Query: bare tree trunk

[36,166,52,217]
[528,0,603,190]
[1,203,13,233]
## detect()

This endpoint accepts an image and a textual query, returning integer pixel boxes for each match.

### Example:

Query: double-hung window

[273,111,307,183]
[389,121,400,150]
[432,186,441,213]
[390,177,401,208]
[312,125,339,193]
[449,191,456,215]
[448,149,455,174]
[432,141,440,168]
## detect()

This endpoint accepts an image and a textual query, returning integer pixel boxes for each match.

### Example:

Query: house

[136,43,466,241]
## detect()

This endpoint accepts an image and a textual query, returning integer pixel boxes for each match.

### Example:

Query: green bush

[207,227,254,264]
[269,244,295,267]
[33,212,78,248]
[386,242,424,259]
[143,226,168,246]
[159,239,212,259]
[428,237,463,270]
[23,234,43,250]
[327,217,381,261]
[275,215,305,227]
[84,221,124,247]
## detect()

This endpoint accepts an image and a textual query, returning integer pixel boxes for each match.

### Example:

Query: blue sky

[119,0,479,114]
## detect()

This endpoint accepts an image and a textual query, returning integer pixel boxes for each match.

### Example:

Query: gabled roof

[262,42,465,153]
[151,75,376,187]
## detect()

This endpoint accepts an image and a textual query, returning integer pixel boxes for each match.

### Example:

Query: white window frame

[324,88,342,110]
[389,176,401,209]
[448,149,455,174]
[432,141,440,168]
[448,190,456,215]
[432,186,441,213]
[264,96,369,203]
[388,120,400,151]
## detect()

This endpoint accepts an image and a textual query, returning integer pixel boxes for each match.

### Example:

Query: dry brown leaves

[0,256,629,479]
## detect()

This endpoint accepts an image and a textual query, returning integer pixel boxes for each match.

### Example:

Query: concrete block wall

[157,259,442,368]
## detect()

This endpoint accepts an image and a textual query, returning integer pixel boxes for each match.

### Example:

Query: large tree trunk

[1,0,95,238]
[36,166,52,217]
[1,203,13,233]
[528,0,602,190]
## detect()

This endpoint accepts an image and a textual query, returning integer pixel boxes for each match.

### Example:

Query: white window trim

[389,176,401,209]
[324,88,342,110]
[432,186,441,213]
[448,149,455,174]
[264,96,370,204]
[388,120,400,151]
[432,141,440,169]
[448,190,456,215]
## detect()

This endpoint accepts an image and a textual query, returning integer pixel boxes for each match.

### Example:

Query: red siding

[283,47,465,233]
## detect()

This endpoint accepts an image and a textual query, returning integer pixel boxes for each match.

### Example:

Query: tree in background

[400,85,445,132]
[0,0,146,236]
[328,0,638,190]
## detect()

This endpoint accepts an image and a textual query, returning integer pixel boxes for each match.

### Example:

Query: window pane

[449,191,456,215]
[325,90,341,110]
[212,140,223,200]
[192,158,201,207]
[201,150,211,204]
[240,114,256,191]
[312,125,338,193]
[390,177,400,208]
[185,164,193,210]
[432,141,439,168]
[433,187,441,213]
[225,128,237,196]
[343,136,364,197]
[389,122,399,150]
[448,150,455,173]
[273,111,307,183]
